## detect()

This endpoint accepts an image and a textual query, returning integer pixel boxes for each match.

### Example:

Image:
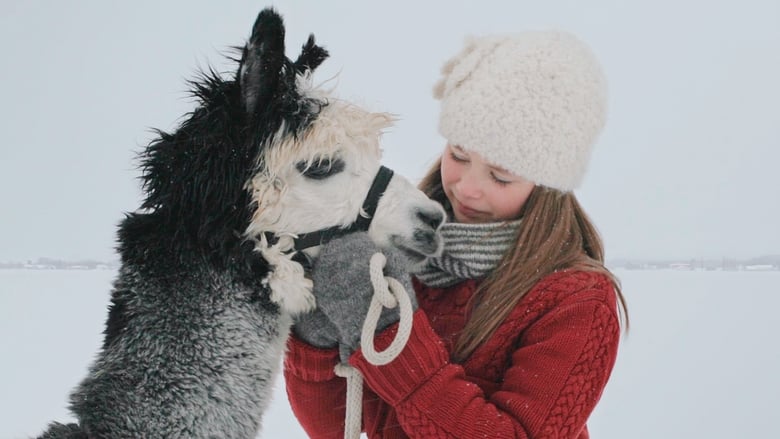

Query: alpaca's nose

[417,208,444,231]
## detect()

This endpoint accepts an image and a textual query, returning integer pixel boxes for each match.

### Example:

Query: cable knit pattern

[284,270,621,438]
[536,300,618,438]
[464,271,611,384]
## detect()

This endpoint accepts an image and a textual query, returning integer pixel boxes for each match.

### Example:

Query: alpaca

[35,8,444,439]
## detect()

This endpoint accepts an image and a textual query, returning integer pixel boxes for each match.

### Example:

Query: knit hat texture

[434,31,607,191]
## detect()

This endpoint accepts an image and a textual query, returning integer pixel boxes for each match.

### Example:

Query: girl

[285,31,628,438]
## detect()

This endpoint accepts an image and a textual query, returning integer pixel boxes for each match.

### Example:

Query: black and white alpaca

[36,8,444,439]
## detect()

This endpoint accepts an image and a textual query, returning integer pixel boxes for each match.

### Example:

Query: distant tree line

[0,257,119,269]
[2,255,779,271]
[608,254,780,271]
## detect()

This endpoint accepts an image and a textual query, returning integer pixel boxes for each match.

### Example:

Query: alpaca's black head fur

[123,8,328,270]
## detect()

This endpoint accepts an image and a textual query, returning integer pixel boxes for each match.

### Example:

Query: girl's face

[440,144,535,223]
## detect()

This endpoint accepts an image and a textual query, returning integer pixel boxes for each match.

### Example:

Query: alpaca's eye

[296,158,345,180]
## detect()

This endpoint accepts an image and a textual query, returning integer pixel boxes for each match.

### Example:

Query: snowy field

[1,269,778,438]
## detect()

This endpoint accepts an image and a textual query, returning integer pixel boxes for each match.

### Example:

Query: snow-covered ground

[1,269,778,438]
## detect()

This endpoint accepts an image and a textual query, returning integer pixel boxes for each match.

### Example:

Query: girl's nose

[456,169,482,199]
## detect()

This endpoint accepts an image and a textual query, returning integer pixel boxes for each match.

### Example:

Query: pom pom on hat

[434,31,607,191]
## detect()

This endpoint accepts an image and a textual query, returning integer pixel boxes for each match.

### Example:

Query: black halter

[263,166,394,252]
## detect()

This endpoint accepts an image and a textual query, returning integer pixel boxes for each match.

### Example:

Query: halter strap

[263,166,394,252]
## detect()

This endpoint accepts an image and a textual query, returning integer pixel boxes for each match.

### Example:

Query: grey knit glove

[291,307,339,349]
[311,232,417,361]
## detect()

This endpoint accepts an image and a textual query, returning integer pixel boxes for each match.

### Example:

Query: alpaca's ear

[294,34,328,74]
[240,7,286,114]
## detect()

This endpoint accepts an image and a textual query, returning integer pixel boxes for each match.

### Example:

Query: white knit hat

[434,32,607,191]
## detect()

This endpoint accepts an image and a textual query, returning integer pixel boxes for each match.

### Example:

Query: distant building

[744,264,776,271]
[669,263,692,270]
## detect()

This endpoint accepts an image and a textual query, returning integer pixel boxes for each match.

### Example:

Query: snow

[2,269,779,438]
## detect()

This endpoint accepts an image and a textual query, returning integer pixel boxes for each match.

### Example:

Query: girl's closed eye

[450,151,468,163]
[491,172,511,186]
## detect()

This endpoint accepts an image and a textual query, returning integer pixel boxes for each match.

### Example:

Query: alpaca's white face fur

[245,99,445,314]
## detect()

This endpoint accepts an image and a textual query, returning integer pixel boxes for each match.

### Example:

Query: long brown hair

[419,158,629,363]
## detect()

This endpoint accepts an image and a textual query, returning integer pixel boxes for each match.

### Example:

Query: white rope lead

[333,252,415,439]
[333,363,364,439]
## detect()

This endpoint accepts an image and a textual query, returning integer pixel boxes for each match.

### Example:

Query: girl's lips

[454,198,483,219]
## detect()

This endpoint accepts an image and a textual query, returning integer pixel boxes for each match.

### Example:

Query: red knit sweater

[284,270,621,438]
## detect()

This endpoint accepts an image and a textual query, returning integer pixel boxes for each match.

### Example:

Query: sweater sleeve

[349,284,621,438]
[283,334,346,439]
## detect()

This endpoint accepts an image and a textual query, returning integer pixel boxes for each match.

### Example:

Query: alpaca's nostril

[417,208,444,231]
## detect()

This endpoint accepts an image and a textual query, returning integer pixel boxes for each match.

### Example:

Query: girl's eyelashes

[450,151,468,163]
[450,149,512,185]
[491,173,511,186]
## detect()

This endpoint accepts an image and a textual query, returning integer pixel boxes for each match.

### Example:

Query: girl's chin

[454,210,487,224]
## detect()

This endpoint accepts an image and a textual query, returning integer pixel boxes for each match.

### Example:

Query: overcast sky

[1,0,778,262]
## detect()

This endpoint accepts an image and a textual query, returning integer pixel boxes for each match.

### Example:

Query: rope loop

[334,251,415,438]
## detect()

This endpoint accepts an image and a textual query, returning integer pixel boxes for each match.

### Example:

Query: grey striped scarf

[415,219,521,288]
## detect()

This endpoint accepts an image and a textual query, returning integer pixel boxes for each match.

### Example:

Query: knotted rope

[333,252,415,439]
